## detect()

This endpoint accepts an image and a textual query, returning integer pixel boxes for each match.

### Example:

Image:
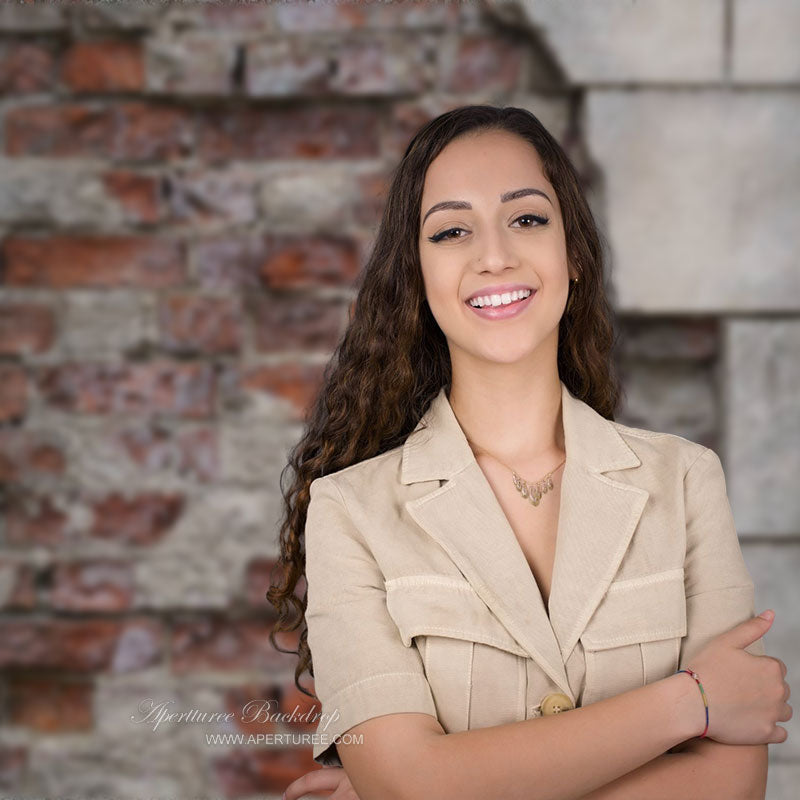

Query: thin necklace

[467,439,566,508]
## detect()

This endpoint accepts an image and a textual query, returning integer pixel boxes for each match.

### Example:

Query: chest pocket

[385,576,528,733]
[580,568,687,705]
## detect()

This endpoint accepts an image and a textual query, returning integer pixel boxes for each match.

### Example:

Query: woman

[269,105,791,800]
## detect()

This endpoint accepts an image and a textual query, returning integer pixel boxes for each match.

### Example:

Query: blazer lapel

[401,380,650,700]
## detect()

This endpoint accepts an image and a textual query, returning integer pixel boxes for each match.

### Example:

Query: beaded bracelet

[675,667,709,738]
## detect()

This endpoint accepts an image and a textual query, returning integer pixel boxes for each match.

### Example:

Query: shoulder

[309,442,406,503]
[609,419,710,477]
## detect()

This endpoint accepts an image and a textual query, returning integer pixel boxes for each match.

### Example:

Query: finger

[769,725,789,744]
[336,785,362,800]
[284,767,343,800]
[328,788,359,800]
[728,612,774,650]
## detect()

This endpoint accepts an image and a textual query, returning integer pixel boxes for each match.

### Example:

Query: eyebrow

[422,187,553,225]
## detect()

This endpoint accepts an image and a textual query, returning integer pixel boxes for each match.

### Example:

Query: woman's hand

[687,611,792,745]
[283,765,361,800]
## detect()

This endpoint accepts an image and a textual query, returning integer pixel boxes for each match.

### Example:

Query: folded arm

[577,447,771,800]
[577,739,767,800]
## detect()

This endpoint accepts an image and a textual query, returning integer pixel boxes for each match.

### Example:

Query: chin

[474,343,540,365]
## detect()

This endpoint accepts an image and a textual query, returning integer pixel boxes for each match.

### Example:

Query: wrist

[661,671,708,743]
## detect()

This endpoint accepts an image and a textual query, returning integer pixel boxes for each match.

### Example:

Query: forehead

[421,130,549,200]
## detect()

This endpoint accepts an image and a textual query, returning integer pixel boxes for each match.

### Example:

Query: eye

[426,213,549,244]
[513,213,549,228]
[427,226,467,243]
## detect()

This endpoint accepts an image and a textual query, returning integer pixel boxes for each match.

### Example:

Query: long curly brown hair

[267,104,621,698]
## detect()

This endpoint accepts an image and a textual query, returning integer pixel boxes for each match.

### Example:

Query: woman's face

[418,129,574,368]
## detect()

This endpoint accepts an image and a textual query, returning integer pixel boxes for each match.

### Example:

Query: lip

[465,287,536,320]
[465,282,534,302]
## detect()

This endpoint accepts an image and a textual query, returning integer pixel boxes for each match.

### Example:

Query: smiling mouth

[467,288,533,309]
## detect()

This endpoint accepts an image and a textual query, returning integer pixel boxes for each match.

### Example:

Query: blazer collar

[400,380,649,701]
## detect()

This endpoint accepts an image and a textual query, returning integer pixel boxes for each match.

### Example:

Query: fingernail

[759,609,774,620]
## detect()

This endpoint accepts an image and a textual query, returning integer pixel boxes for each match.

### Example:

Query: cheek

[420,263,459,317]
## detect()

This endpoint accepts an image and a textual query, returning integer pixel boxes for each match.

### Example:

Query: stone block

[511,0,724,82]
[724,320,800,535]
[733,0,800,82]
[586,90,800,311]
[616,362,717,446]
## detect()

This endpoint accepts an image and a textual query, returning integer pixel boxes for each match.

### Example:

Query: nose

[474,226,521,273]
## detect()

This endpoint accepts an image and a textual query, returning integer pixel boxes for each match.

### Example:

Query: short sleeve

[678,447,766,672]
[304,476,437,767]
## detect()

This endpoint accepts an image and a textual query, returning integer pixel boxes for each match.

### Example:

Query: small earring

[566,276,579,313]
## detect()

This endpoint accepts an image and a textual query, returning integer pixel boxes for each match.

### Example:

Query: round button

[540,692,574,715]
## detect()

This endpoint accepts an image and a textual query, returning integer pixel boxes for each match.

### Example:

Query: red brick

[259,235,360,288]
[62,40,144,91]
[0,429,66,483]
[0,364,27,422]
[0,746,27,793]
[249,294,345,353]
[0,41,55,93]
[354,169,390,226]
[197,105,380,160]
[443,35,526,93]
[50,560,134,611]
[115,102,194,160]
[5,102,193,160]
[212,747,319,797]
[5,104,115,157]
[193,237,265,291]
[279,680,321,732]
[0,303,56,354]
[171,618,294,674]
[273,0,461,31]
[103,170,162,224]
[3,235,184,288]
[116,423,218,482]
[273,0,372,31]
[159,294,243,354]
[36,361,215,418]
[243,557,279,608]
[245,558,306,615]
[90,492,183,546]
[0,561,37,610]
[0,618,163,672]
[329,37,432,96]
[224,683,281,734]
[241,362,325,421]
[7,676,93,732]
[196,3,275,30]
[4,492,69,547]
[386,99,463,159]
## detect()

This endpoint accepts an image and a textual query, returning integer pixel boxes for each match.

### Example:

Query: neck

[447,368,565,474]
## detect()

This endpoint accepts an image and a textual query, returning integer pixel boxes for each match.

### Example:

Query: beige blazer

[304,380,765,767]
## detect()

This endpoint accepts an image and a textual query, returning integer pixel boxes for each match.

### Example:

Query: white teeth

[468,288,532,308]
